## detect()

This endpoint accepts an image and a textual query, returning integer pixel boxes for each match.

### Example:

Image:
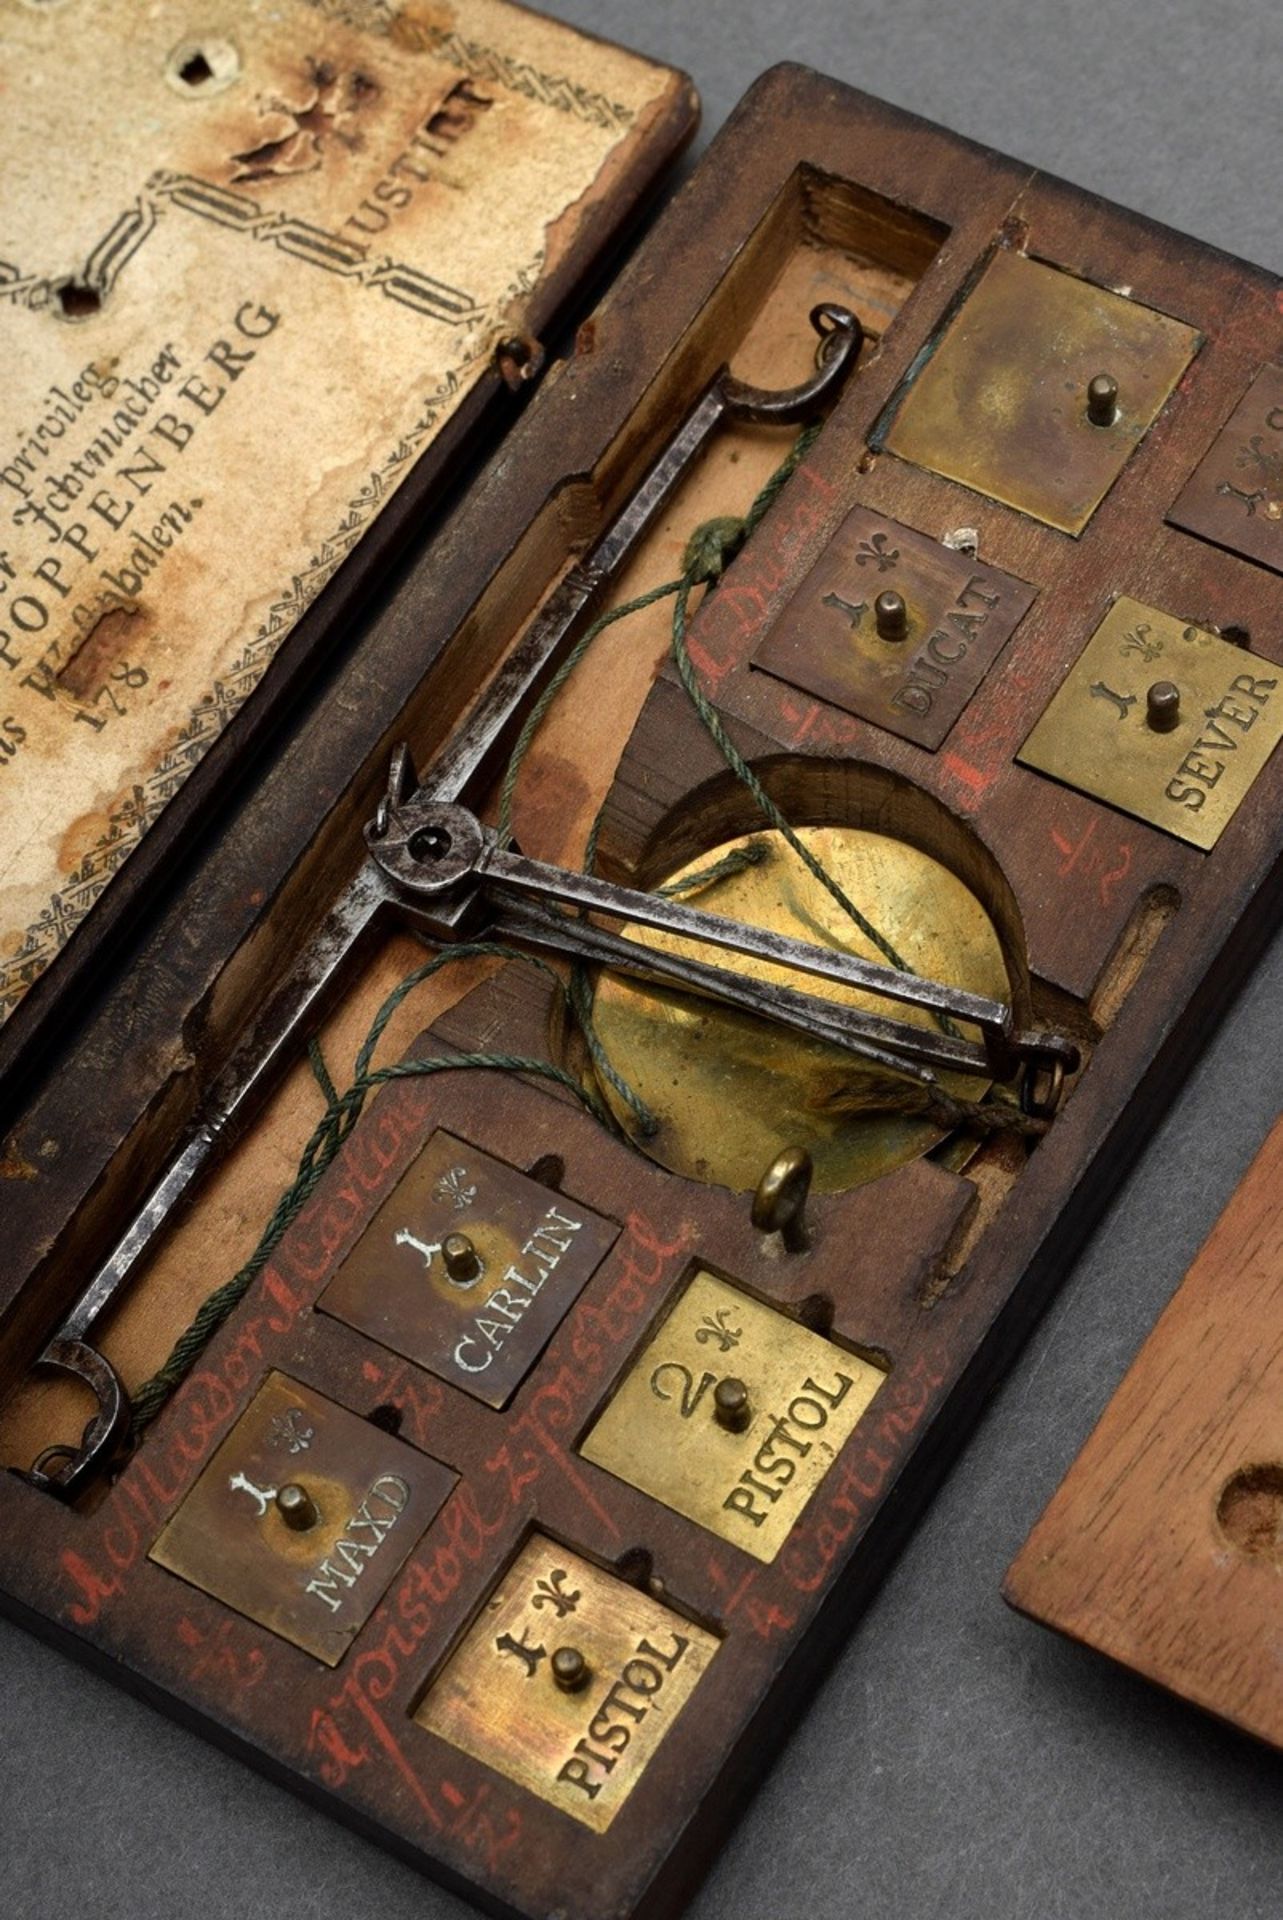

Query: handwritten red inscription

[60,1269,307,1628]
[1050,817,1133,909]
[781,1349,946,1595]
[691,462,838,685]
[175,1614,267,1697]
[277,1105,413,1290]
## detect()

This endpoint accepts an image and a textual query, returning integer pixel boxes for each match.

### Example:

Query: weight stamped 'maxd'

[150,1373,455,1663]
[4,57,1283,1920]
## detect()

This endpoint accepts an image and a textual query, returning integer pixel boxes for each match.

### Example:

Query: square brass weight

[415,1534,719,1833]
[319,1130,618,1408]
[1018,597,1283,849]
[150,1373,454,1664]
[753,505,1036,748]
[1168,362,1283,573]
[580,1272,884,1563]
[884,251,1199,534]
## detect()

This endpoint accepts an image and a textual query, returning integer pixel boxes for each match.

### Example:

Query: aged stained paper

[0,0,681,1024]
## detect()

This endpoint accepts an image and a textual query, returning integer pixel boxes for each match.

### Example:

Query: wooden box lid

[0,0,694,1094]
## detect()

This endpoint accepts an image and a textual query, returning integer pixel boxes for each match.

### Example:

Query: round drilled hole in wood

[1216,1463,1283,1564]
[527,1152,565,1191]
[797,1293,835,1334]
[614,1546,654,1590]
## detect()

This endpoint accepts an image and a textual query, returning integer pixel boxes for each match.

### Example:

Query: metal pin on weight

[275,1484,320,1532]
[443,1232,482,1284]
[1146,680,1181,732]
[551,1646,592,1693]
[1087,373,1119,426]
[874,589,909,640]
[713,1377,752,1432]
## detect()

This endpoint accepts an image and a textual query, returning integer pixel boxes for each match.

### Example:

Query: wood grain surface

[1006,1113,1283,1750]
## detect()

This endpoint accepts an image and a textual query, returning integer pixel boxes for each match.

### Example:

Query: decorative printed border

[0,255,542,1024]
[302,0,638,131]
[0,175,479,322]
[153,174,482,321]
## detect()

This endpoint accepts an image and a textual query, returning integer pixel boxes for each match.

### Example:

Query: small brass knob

[275,1483,320,1532]
[1086,373,1119,427]
[713,1376,752,1432]
[551,1646,592,1693]
[1146,680,1181,732]
[443,1232,482,1285]
[874,589,909,641]
[751,1146,813,1253]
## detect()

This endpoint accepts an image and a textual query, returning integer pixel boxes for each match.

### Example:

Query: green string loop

[128,944,603,1436]
[126,418,996,1439]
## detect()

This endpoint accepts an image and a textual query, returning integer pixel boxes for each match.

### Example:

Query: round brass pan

[589,824,1010,1193]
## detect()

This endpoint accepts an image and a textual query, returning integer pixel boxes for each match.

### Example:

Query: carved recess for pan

[753,505,1036,748]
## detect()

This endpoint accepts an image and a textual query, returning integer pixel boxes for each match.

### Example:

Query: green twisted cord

[127,419,978,1437]
[128,944,604,1435]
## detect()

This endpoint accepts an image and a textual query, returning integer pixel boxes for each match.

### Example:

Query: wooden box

[4,57,1283,1920]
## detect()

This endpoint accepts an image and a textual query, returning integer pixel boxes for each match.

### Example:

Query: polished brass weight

[150,1373,455,1664]
[753,503,1037,749]
[579,1270,885,1561]
[319,1129,619,1407]
[416,1534,719,1832]
[883,250,1200,534]
[1019,598,1283,849]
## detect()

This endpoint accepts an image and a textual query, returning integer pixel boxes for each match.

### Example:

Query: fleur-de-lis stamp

[853,530,899,572]
[267,1407,315,1455]
[531,1568,581,1618]
[434,1166,477,1212]
[695,1307,742,1352]
[1235,433,1283,490]
[1120,623,1162,663]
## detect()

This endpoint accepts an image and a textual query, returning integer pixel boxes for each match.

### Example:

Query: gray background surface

[5,2,1283,1915]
